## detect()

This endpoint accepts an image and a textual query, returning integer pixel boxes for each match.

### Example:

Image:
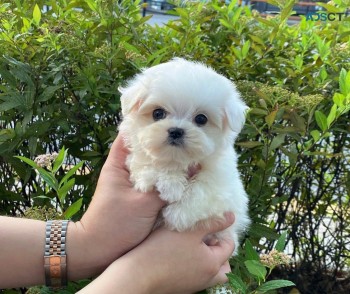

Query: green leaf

[333,93,345,107]
[265,110,277,127]
[58,178,75,203]
[249,108,268,116]
[339,68,350,96]
[289,111,306,132]
[256,279,295,293]
[36,167,58,191]
[123,42,141,55]
[294,55,303,70]
[15,156,59,191]
[84,0,98,12]
[242,40,251,59]
[0,98,22,111]
[37,85,61,103]
[226,272,247,294]
[232,47,242,61]
[219,18,233,29]
[165,23,186,33]
[33,4,41,26]
[244,260,267,280]
[28,136,38,157]
[256,17,277,28]
[281,0,296,22]
[0,129,15,142]
[245,239,260,261]
[15,156,39,169]
[316,2,343,13]
[232,6,243,24]
[33,195,52,200]
[320,67,327,81]
[52,147,67,174]
[327,104,337,128]
[136,14,153,26]
[275,231,287,252]
[310,130,321,142]
[236,141,264,148]
[250,223,279,240]
[63,198,83,219]
[259,99,268,109]
[59,161,85,187]
[81,150,101,157]
[315,110,328,132]
[270,134,286,150]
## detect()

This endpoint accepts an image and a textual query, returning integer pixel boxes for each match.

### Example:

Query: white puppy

[119,58,250,253]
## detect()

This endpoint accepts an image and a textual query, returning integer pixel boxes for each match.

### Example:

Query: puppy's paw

[134,179,153,193]
[132,170,157,192]
[162,203,196,231]
[156,175,186,203]
[216,228,239,256]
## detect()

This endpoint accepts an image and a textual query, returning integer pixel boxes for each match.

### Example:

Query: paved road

[144,9,299,26]
[144,11,178,26]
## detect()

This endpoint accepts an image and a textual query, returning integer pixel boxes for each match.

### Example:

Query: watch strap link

[44,220,69,288]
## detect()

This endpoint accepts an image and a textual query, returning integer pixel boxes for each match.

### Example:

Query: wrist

[66,221,108,281]
[77,254,152,294]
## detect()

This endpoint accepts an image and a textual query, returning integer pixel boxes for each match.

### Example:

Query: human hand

[78,213,235,294]
[137,212,235,294]
[71,134,165,274]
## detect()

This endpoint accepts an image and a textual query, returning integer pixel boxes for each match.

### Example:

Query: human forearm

[78,214,235,294]
[76,255,151,294]
[0,217,46,287]
[0,217,106,288]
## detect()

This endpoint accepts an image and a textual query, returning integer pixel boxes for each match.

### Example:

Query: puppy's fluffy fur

[119,58,250,252]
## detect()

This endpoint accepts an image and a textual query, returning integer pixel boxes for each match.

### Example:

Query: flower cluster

[208,285,234,294]
[24,206,62,221]
[260,249,291,268]
[34,152,58,169]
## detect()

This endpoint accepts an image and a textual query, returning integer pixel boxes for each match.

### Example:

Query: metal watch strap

[44,220,69,288]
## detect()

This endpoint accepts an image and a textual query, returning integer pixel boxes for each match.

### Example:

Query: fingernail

[224,212,235,224]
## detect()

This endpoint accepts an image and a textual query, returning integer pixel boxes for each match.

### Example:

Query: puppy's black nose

[168,127,184,139]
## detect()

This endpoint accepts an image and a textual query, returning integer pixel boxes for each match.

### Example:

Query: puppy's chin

[136,120,216,167]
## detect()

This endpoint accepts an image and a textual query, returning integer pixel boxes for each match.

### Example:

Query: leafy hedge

[1,0,350,292]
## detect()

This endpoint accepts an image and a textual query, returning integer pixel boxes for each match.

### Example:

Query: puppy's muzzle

[167,127,185,146]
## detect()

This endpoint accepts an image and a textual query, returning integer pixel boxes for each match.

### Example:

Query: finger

[197,212,235,236]
[203,234,219,246]
[106,133,129,170]
[208,261,232,286]
[210,238,235,264]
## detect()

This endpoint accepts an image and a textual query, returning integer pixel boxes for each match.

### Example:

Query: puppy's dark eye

[194,114,208,126]
[153,108,167,121]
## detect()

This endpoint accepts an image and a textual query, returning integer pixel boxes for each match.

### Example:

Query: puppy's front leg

[163,177,227,232]
[127,155,158,192]
[156,172,187,203]
[133,168,158,192]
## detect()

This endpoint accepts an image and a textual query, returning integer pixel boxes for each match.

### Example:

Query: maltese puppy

[119,58,250,253]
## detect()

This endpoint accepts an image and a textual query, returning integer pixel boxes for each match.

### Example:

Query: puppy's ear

[224,93,249,133]
[119,80,146,116]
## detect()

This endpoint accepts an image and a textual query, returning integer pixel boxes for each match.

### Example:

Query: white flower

[34,152,58,169]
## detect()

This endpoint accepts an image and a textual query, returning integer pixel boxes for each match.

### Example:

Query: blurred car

[250,0,326,17]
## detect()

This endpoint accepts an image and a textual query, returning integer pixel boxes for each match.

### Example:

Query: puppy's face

[120,59,248,166]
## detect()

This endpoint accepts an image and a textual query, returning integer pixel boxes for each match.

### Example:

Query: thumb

[105,133,129,170]
[197,212,235,236]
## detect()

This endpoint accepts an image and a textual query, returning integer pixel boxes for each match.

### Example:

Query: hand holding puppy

[74,134,165,275]
[78,213,235,294]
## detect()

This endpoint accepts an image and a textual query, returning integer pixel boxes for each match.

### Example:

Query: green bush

[1,0,349,293]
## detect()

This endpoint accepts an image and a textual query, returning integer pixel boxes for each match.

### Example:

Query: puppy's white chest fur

[119,58,250,253]
[126,145,250,252]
